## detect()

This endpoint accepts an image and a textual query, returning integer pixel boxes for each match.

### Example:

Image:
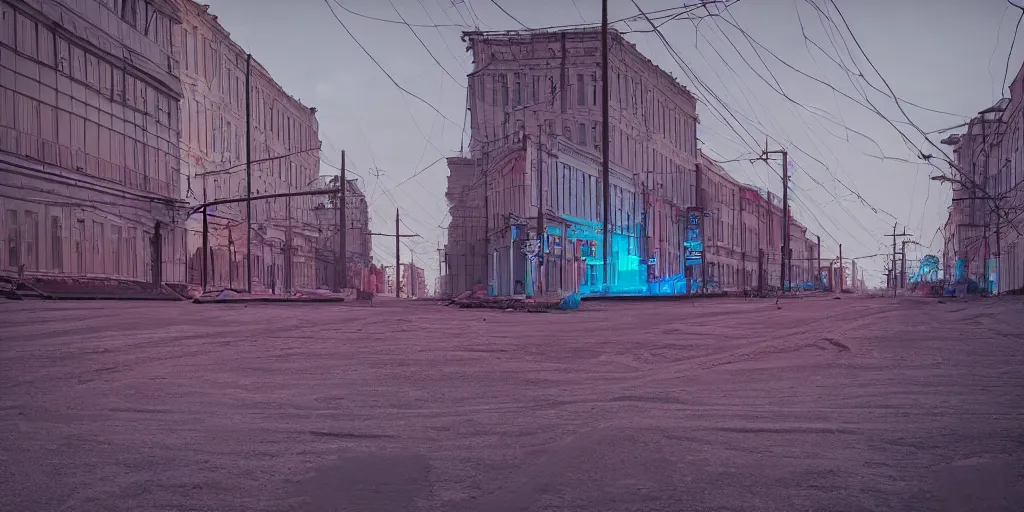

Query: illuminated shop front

[540,216,645,297]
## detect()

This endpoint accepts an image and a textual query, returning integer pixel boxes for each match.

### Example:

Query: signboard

[522,239,540,258]
[684,215,703,266]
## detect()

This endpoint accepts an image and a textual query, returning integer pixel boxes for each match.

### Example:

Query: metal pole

[900,240,908,289]
[535,126,544,296]
[816,235,821,290]
[781,151,789,292]
[892,224,897,298]
[202,207,209,292]
[395,208,401,298]
[245,53,253,293]
[994,197,1001,295]
[838,243,843,292]
[601,0,611,293]
[339,150,347,290]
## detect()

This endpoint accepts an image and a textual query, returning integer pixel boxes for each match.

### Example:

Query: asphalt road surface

[2,295,1023,511]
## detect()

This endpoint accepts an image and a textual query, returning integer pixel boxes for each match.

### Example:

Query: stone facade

[1,0,186,284]
[312,177,371,291]
[940,65,1023,294]
[400,262,426,298]
[446,28,700,296]
[176,0,320,293]
[441,156,486,297]
[700,154,819,292]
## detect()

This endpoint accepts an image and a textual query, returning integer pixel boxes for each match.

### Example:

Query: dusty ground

[1,295,1023,512]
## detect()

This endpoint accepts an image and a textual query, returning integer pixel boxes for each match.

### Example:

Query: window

[127,227,138,279]
[111,225,122,275]
[183,30,191,71]
[5,210,18,269]
[75,219,85,272]
[513,72,521,106]
[500,74,508,106]
[24,211,38,271]
[92,221,104,274]
[532,75,540,103]
[577,122,587,146]
[591,73,597,106]
[577,74,585,106]
[51,215,62,271]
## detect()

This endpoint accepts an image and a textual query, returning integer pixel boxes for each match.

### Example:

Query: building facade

[445,28,699,297]
[940,59,1023,295]
[400,262,426,298]
[176,0,321,293]
[700,155,819,292]
[1,0,186,285]
[312,177,371,291]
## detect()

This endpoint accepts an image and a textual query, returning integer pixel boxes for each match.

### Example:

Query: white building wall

[1,0,185,284]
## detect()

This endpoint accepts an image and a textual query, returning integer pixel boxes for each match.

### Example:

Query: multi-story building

[700,155,819,292]
[445,28,699,297]
[442,156,486,296]
[1,0,186,286]
[312,177,371,291]
[993,64,1023,294]
[939,71,1021,294]
[176,0,320,293]
[699,154,743,290]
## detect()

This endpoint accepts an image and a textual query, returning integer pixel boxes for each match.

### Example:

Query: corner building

[446,28,700,297]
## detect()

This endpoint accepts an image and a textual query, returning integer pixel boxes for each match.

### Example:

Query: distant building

[312,177,371,290]
[701,155,819,292]
[176,0,320,293]
[400,262,426,298]
[1,0,185,284]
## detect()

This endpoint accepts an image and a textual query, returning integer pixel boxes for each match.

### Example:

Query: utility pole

[885,224,912,298]
[369,210,420,298]
[437,242,443,297]
[245,53,253,293]
[900,240,909,289]
[756,141,789,292]
[338,150,347,291]
[816,235,821,290]
[600,0,611,293]
[535,126,545,297]
[202,207,209,291]
[395,208,400,297]
[411,250,416,298]
[838,243,843,292]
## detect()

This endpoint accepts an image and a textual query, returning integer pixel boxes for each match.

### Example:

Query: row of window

[99,0,175,55]
[181,24,318,154]
[3,4,177,127]
[549,162,639,234]
[4,88,179,197]
[3,209,140,279]
[474,66,698,154]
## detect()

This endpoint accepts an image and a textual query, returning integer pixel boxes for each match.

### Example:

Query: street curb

[191,297,347,304]
[581,293,729,302]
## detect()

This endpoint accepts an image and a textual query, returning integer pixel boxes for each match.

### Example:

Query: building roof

[462,27,696,106]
